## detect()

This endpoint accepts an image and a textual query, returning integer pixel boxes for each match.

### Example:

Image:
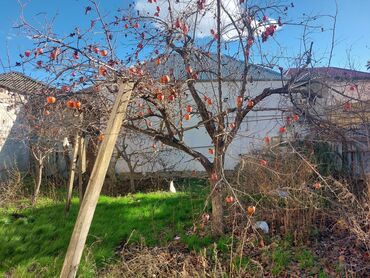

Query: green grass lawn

[0,182,209,277]
[0,179,337,278]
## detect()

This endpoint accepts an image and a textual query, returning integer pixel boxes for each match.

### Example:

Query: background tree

[115,130,184,192]
[22,92,74,204]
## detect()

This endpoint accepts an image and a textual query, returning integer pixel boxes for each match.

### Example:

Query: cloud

[5,33,17,41]
[135,0,280,41]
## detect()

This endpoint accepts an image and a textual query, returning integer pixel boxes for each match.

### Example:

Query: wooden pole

[60,81,133,278]
[78,135,86,202]
[65,131,80,214]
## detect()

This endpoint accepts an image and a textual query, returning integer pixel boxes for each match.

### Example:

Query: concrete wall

[0,88,29,176]
[116,80,286,173]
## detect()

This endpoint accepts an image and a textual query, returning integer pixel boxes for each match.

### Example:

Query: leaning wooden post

[65,131,81,214]
[60,81,133,278]
[78,135,86,203]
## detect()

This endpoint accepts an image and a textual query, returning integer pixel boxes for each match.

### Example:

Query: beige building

[286,67,370,176]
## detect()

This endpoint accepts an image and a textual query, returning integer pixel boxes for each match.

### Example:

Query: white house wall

[0,88,29,175]
[116,80,286,173]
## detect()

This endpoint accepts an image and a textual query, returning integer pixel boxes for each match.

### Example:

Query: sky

[0,0,369,78]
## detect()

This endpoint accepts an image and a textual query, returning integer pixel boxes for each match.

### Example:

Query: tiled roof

[285,67,370,80]
[0,71,51,94]
[145,53,282,81]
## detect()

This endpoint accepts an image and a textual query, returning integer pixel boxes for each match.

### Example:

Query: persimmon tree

[17,0,330,234]
[11,80,96,205]
[22,93,75,204]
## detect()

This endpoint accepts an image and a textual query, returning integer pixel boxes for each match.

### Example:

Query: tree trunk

[83,136,99,197]
[65,133,80,214]
[63,144,71,178]
[128,166,135,193]
[125,158,136,193]
[32,160,44,205]
[105,151,119,195]
[209,176,224,235]
[78,136,86,203]
[208,154,224,235]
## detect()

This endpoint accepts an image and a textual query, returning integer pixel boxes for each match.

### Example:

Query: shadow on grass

[0,187,208,277]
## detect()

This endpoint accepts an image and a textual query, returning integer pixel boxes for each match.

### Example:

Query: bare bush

[232,141,369,250]
[0,167,27,207]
